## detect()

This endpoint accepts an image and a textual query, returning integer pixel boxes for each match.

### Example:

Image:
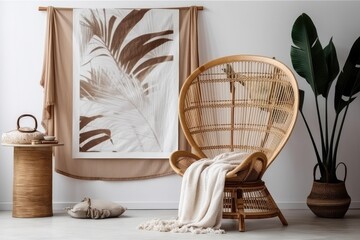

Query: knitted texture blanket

[138,151,250,234]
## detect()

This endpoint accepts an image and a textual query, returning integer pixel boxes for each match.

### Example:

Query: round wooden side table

[2,143,63,218]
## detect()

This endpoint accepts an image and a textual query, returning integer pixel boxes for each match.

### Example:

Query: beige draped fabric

[40,6,199,180]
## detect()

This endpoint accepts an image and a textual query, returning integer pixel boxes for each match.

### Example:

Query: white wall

[1,0,360,210]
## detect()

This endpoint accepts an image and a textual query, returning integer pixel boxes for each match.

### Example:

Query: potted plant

[290,13,360,217]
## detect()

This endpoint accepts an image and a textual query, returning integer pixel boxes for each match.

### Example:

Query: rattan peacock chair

[169,55,299,232]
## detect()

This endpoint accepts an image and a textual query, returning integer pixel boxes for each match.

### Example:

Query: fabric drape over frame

[40,6,199,180]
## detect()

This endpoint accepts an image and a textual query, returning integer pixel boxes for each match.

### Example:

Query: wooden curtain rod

[38,6,203,11]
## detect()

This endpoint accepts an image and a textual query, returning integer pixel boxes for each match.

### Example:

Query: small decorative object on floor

[65,197,126,219]
[1,114,44,144]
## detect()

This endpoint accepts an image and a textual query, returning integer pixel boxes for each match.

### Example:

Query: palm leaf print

[79,115,113,152]
[75,9,178,155]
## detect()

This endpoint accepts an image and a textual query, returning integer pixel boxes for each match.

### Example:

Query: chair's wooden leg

[237,188,246,232]
[239,214,245,232]
[263,186,288,226]
[278,210,288,226]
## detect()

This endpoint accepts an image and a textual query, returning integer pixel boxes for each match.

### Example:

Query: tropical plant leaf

[335,36,360,113]
[290,13,328,97]
[337,36,360,96]
[323,38,340,97]
[334,97,357,114]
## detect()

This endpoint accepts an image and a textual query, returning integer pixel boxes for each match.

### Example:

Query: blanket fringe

[138,219,225,234]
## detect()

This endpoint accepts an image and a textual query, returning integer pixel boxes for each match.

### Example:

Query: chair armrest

[169,150,201,176]
[226,152,268,181]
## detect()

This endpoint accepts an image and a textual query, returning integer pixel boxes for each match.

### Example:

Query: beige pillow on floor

[66,197,126,219]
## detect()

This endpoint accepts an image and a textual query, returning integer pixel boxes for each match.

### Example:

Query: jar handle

[312,163,319,181]
[336,162,347,182]
[17,114,37,133]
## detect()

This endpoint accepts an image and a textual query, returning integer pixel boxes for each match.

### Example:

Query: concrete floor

[0,209,359,240]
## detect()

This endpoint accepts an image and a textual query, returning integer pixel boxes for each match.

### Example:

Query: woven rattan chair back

[179,55,299,168]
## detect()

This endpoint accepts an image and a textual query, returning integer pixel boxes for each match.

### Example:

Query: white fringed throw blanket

[138,151,250,234]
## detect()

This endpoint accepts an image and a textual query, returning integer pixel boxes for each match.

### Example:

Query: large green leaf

[290,13,329,97]
[323,38,340,97]
[335,36,360,113]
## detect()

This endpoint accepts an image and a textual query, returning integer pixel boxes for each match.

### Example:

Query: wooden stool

[3,143,63,217]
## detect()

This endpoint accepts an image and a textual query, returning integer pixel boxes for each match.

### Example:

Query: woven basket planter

[307,181,351,218]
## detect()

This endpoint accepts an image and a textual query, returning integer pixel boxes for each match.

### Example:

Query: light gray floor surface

[0,209,359,240]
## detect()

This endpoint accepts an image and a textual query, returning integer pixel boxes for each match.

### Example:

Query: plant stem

[300,110,322,167]
[333,101,351,174]
[314,95,327,163]
[325,96,329,159]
